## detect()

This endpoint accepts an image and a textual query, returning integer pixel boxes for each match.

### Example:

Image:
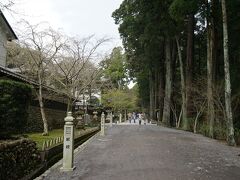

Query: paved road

[41,125,240,180]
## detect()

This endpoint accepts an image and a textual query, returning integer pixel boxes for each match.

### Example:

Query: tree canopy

[113,0,240,145]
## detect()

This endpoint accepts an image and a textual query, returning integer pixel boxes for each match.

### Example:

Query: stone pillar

[110,112,113,127]
[124,110,127,122]
[101,112,105,136]
[61,112,75,171]
[119,113,122,123]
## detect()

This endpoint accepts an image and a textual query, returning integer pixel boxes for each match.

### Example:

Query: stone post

[101,112,105,136]
[124,110,127,122]
[61,112,75,171]
[119,113,122,123]
[110,112,113,127]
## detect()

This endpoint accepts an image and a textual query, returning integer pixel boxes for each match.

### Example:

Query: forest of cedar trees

[112,0,240,146]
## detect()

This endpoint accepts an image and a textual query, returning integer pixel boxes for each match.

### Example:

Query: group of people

[127,112,146,125]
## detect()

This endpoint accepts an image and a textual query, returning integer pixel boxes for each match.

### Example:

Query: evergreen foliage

[0,80,32,137]
[113,0,240,144]
[102,88,139,112]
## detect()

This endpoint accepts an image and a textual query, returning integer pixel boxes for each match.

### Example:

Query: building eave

[0,66,70,104]
[0,10,18,40]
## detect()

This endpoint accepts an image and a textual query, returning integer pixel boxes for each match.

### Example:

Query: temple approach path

[38,124,240,180]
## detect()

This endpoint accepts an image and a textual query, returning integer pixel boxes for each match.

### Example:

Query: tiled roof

[0,65,37,85]
[0,65,69,103]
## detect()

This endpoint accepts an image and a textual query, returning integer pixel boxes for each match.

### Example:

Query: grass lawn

[25,127,97,150]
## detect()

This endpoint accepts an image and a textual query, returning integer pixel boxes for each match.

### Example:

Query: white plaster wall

[0,25,7,67]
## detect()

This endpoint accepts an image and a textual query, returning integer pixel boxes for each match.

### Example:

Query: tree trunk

[67,97,73,112]
[171,42,177,84]
[212,0,219,83]
[176,36,187,130]
[207,31,215,138]
[154,69,159,120]
[158,68,164,123]
[38,72,48,136]
[193,113,200,134]
[206,0,215,138]
[186,14,195,120]
[171,42,177,126]
[162,36,172,126]
[193,102,206,134]
[221,0,236,146]
[149,69,154,120]
[177,107,182,128]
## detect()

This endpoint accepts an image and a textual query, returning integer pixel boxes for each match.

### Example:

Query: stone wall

[0,139,41,180]
[26,103,67,132]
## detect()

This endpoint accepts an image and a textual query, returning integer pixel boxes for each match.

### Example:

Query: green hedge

[0,80,32,137]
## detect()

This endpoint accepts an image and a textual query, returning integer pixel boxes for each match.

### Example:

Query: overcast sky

[4,0,123,52]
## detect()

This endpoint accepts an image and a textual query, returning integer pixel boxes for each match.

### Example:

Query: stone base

[60,166,76,172]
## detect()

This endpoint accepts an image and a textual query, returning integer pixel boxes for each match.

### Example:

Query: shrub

[0,139,41,179]
[199,123,210,137]
[234,128,240,145]
[199,123,227,140]
[213,126,226,140]
[0,80,32,137]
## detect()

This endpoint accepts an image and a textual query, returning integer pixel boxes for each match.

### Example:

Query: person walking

[132,112,136,123]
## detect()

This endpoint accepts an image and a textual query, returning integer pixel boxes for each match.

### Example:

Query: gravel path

[40,125,240,180]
